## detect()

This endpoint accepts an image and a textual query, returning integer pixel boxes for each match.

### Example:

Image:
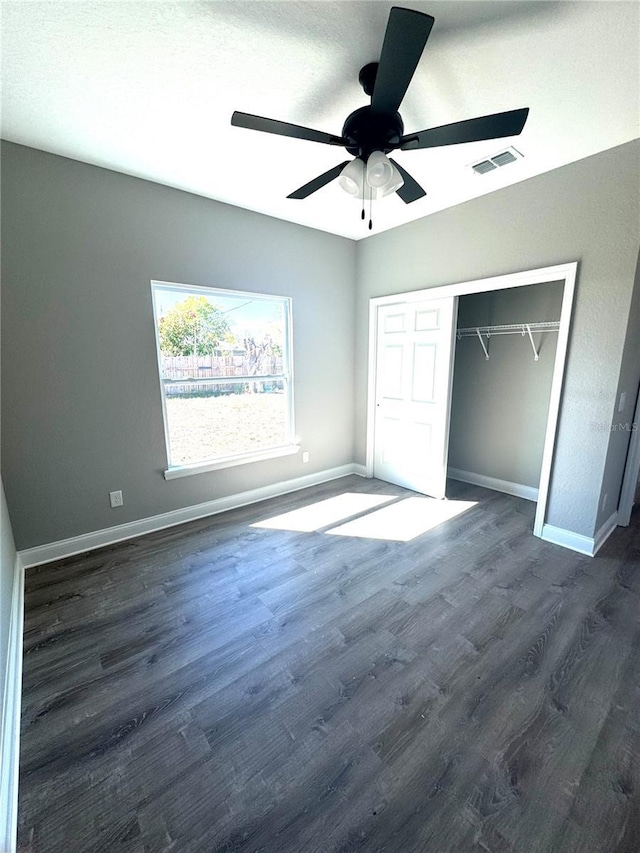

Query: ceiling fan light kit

[337,153,404,200]
[230,6,530,226]
[366,153,392,189]
[338,158,365,197]
[365,151,404,195]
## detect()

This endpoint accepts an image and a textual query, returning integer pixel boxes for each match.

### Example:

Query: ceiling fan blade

[371,7,435,116]
[287,161,350,199]
[400,108,529,150]
[389,159,426,203]
[231,112,347,147]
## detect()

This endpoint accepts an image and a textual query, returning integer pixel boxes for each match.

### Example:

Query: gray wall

[449,282,563,488]
[356,140,640,538]
[1,174,18,738]
[597,245,640,528]
[0,478,17,709]
[1,142,357,549]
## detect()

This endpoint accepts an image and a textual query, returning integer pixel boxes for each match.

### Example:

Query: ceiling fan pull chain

[369,184,373,230]
[361,160,366,220]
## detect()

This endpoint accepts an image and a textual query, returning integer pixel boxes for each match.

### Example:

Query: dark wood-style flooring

[18,476,640,853]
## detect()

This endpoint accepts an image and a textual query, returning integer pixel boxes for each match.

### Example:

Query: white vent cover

[471,146,523,175]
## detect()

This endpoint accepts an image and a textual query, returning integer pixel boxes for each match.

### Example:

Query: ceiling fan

[231,6,529,206]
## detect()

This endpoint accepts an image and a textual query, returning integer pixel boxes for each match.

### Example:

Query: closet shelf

[456,321,560,361]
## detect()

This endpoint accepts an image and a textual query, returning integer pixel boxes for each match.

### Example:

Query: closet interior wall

[448,281,564,496]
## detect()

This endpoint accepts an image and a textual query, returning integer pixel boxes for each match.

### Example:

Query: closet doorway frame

[365,261,578,539]
[617,384,640,527]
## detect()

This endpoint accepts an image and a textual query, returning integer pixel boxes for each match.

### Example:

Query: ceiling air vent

[472,160,497,175]
[491,150,518,167]
[471,146,523,175]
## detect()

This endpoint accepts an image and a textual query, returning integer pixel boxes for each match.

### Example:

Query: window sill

[164,445,300,480]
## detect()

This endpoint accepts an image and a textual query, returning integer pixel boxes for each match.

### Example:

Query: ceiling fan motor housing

[342,105,404,160]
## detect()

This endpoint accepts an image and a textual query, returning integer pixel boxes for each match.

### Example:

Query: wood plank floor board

[550,629,640,852]
[407,547,640,852]
[205,721,381,853]
[19,624,269,787]
[20,597,274,760]
[328,548,636,850]
[18,477,640,852]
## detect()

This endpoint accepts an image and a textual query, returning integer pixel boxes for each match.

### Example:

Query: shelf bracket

[476,328,490,360]
[524,324,539,361]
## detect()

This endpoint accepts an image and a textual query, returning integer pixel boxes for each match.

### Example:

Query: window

[151,281,296,478]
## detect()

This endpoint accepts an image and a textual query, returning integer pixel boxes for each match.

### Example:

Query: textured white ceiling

[1,1,639,240]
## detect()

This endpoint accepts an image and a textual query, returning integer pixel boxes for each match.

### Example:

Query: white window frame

[151,280,297,479]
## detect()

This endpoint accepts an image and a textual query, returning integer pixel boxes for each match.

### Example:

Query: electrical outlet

[302,451,310,464]
[109,490,123,508]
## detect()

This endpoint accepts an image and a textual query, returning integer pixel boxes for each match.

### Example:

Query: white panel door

[373,297,457,498]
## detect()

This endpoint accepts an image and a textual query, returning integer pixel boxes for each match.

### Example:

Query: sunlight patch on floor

[251,492,397,532]
[326,497,477,542]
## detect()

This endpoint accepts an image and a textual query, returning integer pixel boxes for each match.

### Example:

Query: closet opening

[448,280,564,505]
[365,262,577,541]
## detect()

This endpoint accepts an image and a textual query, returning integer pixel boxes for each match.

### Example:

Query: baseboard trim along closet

[593,510,619,555]
[541,511,618,557]
[18,464,368,569]
[0,555,24,853]
[447,467,539,502]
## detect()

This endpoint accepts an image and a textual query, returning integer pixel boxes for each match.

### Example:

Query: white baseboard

[0,555,24,853]
[593,511,619,555]
[540,523,595,556]
[447,467,539,502]
[19,463,368,569]
[541,511,619,557]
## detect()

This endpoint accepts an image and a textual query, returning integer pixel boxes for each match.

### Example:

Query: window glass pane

[165,380,288,465]
[152,283,293,468]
